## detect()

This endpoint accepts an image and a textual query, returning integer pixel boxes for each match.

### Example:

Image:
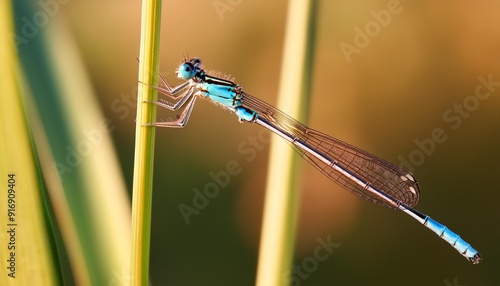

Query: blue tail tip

[469,253,482,264]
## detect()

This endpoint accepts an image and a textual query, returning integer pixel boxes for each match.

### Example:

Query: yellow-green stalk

[256,1,317,285]
[131,0,162,284]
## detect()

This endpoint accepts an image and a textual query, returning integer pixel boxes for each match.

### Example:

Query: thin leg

[145,87,195,111]
[144,94,198,128]
[155,74,190,99]
[139,74,190,99]
[147,73,196,110]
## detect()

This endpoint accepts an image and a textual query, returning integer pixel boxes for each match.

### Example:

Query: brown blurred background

[20,0,500,285]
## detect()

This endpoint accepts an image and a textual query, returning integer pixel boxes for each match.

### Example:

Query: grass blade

[0,1,58,284]
[256,1,317,285]
[12,2,131,284]
[131,0,162,284]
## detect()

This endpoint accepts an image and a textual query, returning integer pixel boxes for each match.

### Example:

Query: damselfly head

[176,58,203,81]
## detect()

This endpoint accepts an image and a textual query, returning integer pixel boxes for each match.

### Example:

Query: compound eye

[176,62,196,80]
[191,58,202,67]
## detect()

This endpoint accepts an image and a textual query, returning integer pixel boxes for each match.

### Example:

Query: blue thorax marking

[177,59,257,122]
[196,74,256,121]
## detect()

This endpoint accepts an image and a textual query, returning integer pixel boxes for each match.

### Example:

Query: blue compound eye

[177,62,196,80]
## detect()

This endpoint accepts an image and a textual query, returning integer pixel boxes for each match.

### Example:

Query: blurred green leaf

[12,1,131,284]
[0,1,59,284]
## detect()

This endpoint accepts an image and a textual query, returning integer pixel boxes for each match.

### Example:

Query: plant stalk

[256,1,317,285]
[131,0,162,285]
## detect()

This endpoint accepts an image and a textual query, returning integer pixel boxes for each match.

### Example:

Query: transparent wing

[241,92,420,209]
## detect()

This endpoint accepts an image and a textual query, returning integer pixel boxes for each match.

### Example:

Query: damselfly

[144,57,481,264]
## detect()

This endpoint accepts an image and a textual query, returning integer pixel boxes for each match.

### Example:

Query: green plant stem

[131,0,162,284]
[256,1,316,285]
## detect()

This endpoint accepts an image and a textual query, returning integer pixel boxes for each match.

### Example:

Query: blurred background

[9,0,500,285]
